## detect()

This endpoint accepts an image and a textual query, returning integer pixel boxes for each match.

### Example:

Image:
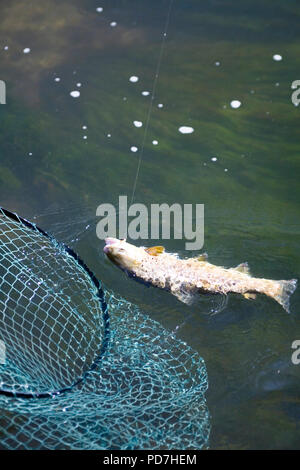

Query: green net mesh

[0,207,209,449]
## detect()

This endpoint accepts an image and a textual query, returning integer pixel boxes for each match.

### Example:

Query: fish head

[103,238,144,271]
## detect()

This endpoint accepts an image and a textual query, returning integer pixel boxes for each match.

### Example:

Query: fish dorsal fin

[234,262,250,274]
[197,253,208,262]
[145,246,165,256]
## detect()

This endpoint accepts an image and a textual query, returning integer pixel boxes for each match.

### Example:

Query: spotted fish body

[103,238,297,312]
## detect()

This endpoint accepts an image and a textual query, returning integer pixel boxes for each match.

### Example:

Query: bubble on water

[211,157,217,162]
[224,168,228,172]
[178,126,194,134]
[273,54,282,61]
[110,21,117,27]
[142,91,150,96]
[28,152,32,156]
[215,61,220,66]
[54,77,61,82]
[158,103,163,108]
[76,83,82,87]
[152,140,158,145]
[107,134,111,138]
[129,76,139,83]
[23,47,31,54]
[133,121,143,128]
[130,146,138,152]
[4,46,8,50]
[70,90,80,98]
[96,7,103,12]
[230,100,241,109]
[83,135,87,140]
[82,125,87,130]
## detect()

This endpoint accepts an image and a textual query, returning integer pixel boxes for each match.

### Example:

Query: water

[0,0,300,449]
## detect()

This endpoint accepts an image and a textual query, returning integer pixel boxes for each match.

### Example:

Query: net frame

[0,207,110,399]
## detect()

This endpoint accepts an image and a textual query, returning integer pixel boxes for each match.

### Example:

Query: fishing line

[130,0,174,205]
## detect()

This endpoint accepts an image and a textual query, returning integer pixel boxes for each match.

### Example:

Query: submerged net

[0,208,209,449]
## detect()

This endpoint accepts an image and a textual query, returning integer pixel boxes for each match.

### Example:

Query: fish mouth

[103,237,119,254]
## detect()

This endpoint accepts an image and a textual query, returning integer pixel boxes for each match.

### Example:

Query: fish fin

[243,293,256,300]
[145,246,165,256]
[234,262,250,274]
[174,291,195,305]
[273,279,297,313]
[171,286,195,305]
[197,252,208,261]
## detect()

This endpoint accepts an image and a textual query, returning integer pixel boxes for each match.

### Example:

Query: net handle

[0,207,110,399]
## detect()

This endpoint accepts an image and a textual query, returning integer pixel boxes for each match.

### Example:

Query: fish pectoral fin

[234,262,250,275]
[243,292,256,300]
[171,287,195,305]
[145,246,165,256]
[176,292,195,305]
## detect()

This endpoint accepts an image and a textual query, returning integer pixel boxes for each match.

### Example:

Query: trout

[103,238,297,312]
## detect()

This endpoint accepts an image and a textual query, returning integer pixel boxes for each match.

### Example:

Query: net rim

[0,206,110,399]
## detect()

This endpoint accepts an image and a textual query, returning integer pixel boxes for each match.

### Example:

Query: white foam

[54,77,61,82]
[70,90,80,98]
[273,54,282,61]
[82,125,87,130]
[131,146,138,152]
[76,83,82,87]
[23,47,31,54]
[83,135,87,140]
[142,91,150,96]
[211,157,217,162]
[133,120,143,128]
[158,103,163,108]
[107,133,111,138]
[129,76,139,83]
[215,61,220,66]
[96,7,103,12]
[230,100,241,109]
[178,126,194,134]
[4,46,8,50]
[110,21,117,27]
[152,140,158,145]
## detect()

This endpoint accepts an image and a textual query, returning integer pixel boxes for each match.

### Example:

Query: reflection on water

[0,0,300,449]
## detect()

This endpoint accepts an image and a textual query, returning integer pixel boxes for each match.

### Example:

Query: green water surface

[0,0,300,449]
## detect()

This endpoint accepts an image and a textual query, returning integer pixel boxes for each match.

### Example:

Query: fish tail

[270,278,297,313]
